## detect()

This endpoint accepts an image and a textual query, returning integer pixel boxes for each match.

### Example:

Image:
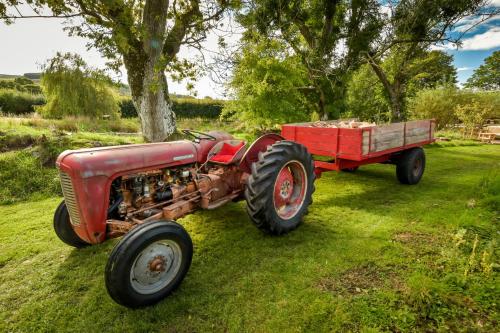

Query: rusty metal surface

[56,132,233,244]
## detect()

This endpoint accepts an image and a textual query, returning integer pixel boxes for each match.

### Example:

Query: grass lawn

[0,141,499,332]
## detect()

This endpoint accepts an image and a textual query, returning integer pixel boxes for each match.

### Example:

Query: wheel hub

[149,256,167,272]
[273,161,307,220]
[129,240,182,295]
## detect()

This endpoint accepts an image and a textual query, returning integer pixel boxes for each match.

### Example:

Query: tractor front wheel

[245,141,315,235]
[53,200,88,248]
[105,220,193,308]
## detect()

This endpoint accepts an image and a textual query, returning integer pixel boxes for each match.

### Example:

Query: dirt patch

[392,231,445,256]
[393,231,437,245]
[317,262,404,296]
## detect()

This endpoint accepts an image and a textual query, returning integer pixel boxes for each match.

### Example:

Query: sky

[0,3,499,98]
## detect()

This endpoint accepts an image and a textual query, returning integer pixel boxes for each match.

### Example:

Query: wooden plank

[362,131,370,155]
[406,127,430,136]
[370,122,404,152]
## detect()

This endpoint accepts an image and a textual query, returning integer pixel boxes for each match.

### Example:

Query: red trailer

[281,119,435,183]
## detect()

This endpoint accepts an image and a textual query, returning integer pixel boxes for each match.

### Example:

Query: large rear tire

[105,220,193,308]
[245,141,315,235]
[396,147,426,185]
[53,200,88,248]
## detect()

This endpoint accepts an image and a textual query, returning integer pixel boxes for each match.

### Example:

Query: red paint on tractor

[56,131,232,244]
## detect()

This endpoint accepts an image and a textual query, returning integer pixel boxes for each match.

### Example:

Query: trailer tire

[53,200,88,248]
[245,141,315,235]
[396,147,426,185]
[105,220,193,308]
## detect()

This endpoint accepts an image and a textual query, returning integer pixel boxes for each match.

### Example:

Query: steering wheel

[182,129,217,141]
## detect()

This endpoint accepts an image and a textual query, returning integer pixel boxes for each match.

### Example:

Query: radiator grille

[59,171,81,226]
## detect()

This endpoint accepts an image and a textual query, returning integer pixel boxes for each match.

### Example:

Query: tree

[345,64,390,122]
[223,38,312,129]
[39,52,119,119]
[238,0,383,119]
[347,50,457,122]
[1,1,231,141]
[366,0,488,121]
[465,50,500,90]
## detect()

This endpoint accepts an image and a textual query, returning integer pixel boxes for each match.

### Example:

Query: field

[0,117,499,332]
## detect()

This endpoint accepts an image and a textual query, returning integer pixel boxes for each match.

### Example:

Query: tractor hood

[56,131,232,179]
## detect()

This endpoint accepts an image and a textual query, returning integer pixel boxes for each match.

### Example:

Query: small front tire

[53,200,88,248]
[105,220,193,308]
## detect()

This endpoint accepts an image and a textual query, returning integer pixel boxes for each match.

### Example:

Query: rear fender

[239,133,284,174]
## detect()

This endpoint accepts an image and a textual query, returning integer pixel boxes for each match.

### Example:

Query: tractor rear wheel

[105,220,193,308]
[396,147,426,185]
[245,141,315,235]
[53,200,88,248]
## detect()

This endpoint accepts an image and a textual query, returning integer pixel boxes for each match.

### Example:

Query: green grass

[0,144,498,332]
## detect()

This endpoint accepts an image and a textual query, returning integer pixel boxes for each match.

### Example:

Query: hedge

[119,97,224,119]
[0,89,45,115]
[0,87,224,119]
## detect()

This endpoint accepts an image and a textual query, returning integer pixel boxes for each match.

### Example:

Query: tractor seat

[208,140,246,165]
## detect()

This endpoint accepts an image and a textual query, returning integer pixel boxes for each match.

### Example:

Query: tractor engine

[106,164,245,237]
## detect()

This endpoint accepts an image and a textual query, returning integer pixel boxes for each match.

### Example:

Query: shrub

[408,86,460,129]
[409,87,500,129]
[454,101,491,138]
[118,98,137,118]
[0,89,45,115]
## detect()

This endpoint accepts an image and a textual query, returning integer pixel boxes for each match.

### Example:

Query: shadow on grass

[45,145,497,330]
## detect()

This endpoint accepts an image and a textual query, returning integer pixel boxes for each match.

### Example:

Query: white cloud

[457,67,472,71]
[436,26,500,51]
[459,27,500,50]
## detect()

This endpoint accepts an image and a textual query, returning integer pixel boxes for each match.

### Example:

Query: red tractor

[54,121,434,308]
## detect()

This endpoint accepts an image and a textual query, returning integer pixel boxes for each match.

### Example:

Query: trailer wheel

[53,200,88,248]
[245,141,315,235]
[396,147,426,185]
[105,220,193,308]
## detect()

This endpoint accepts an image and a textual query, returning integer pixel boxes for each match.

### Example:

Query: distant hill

[0,73,42,82]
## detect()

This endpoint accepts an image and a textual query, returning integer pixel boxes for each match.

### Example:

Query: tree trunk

[368,61,404,122]
[134,64,176,142]
[124,0,176,143]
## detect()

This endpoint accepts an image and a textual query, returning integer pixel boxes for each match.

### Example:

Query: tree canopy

[39,52,119,119]
[465,50,500,91]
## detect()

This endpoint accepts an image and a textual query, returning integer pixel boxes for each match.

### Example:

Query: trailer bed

[281,120,435,173]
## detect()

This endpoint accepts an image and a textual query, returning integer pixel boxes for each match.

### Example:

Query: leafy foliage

[223,39,312,129]
[0,89,45,115]
[454,101,492,138]
[345,64,390,122]
[238,0,383,118]
[346,51,457,122]
[0,77,42,94]
[465,50,500,90]
[409,87,500,129]
[39,53,119,119]
[366,0,486,120]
